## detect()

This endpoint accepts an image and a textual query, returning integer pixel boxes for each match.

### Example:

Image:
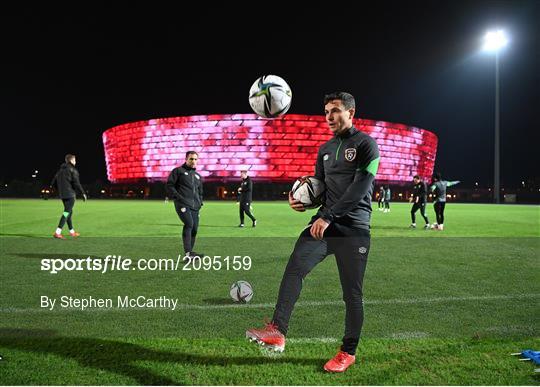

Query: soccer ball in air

[230,280,253,303]
[248,75,292,118]
[291,176,325,209]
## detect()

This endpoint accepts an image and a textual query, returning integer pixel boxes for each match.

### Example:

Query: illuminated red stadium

[102,114,437,184]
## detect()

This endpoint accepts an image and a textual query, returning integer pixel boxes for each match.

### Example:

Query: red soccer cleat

[324,350,356,373]
[70,231,80,237]
[53,233,65,240]
[246,321,285,352]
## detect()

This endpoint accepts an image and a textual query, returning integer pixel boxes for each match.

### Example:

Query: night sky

[2,1,539,188]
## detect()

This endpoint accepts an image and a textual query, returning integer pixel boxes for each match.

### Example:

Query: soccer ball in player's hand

[291,176,325,209]
[248,75,292,118]
[230,280,253,303]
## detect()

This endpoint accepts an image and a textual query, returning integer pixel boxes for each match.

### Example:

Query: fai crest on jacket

[344,148,357,162]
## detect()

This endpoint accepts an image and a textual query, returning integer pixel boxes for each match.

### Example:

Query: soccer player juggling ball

[247,92,380,373]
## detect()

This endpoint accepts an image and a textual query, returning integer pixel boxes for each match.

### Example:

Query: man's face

[70,157,76,166]
[324,99,354,135]
[185,153,198,168]
[241,171,247,179]
[413,177,420,184]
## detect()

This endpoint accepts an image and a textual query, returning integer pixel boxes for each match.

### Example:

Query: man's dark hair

[241,170,248,173]
[185,151,198,159]
[433,172,442,181]
[65,154,76,163]
[324,92,355,110]
[413,175,420,180]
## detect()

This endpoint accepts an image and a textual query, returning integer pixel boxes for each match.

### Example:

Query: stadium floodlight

[482,29,508,204]
[482,30,508,52]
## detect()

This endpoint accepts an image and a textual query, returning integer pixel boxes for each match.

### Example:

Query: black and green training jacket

[314,126,380,229]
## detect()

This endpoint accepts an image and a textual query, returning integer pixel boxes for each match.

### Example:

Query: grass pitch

[0,199,539,385]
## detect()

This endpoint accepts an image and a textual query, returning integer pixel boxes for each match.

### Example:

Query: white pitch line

[390,331,429,339]
[1,293,538,313]
[288,337,339,344]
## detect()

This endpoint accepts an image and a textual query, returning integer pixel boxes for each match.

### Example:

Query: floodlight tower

[482,29,508,204]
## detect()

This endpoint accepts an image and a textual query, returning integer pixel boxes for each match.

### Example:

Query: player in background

[238,170,257,227]
[166,151,204,259]
[51,154,87,239]
[430,172,460,231]
[383,185,391,212]
[247,92,380,373]
[409,175,430,229]
[377,186,385,211]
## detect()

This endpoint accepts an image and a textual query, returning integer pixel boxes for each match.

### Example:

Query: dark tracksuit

[430,180,460,225]
[51,162,85,230]
[272,126,380,355]
[239,176,256,225]
[166,164,203,253]
[377,187,384,208]
[384,187,391,209]
[411,181,429,224]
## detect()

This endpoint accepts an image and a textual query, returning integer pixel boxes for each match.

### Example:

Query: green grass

[0,199,539,385]
[1,199,539,238]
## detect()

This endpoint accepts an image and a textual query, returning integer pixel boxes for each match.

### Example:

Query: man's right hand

[288,191,305,212]
[82,193,87,202]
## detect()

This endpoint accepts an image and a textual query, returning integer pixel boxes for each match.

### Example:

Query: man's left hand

[310,218,329,240]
